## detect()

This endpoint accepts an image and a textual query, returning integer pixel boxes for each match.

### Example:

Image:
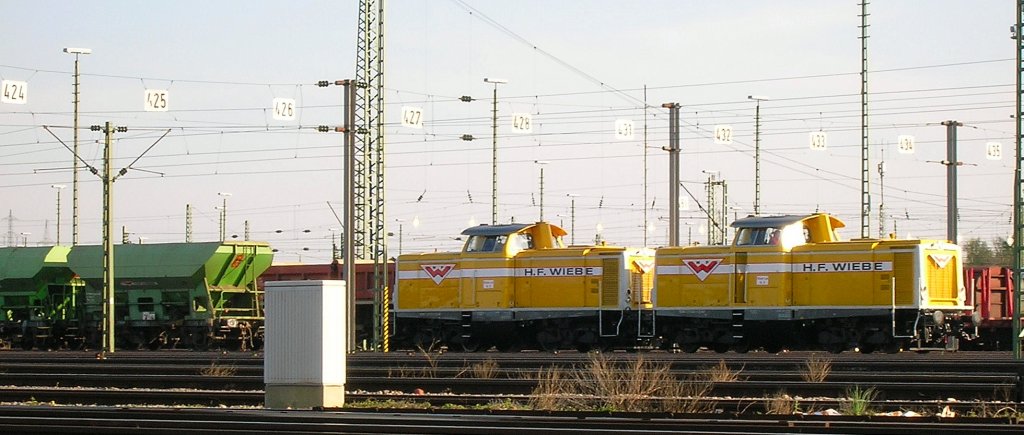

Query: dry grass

[702,360,743,382]
[528,354,715,413]
[765,391,798,414]
[469,359,499,379]
[416,342,442,377]
[199,362,237,377]
[801,354,832,383]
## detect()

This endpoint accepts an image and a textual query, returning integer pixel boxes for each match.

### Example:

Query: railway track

[0,350,1019,407]
[0,405,1018,434]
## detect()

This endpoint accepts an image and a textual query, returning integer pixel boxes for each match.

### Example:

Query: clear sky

[0,1,1015,262]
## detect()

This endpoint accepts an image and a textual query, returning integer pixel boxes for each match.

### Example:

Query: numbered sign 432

[144,89,169,112]
[1,80,28,104]
[272,98,296,121]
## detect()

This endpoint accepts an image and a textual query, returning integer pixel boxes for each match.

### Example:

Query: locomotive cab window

[465,235,508,253]
[734,224,807,249]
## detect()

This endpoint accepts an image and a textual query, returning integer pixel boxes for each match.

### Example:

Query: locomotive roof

[730,214,815,229]
[461,223,532,236]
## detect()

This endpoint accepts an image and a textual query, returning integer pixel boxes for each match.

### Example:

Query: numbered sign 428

[272,98,296,121]
[144,89,169,112]
[1,80,27,104]
[511,113,532,133]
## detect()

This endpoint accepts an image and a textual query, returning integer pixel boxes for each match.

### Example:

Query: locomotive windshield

[734,223,809,249]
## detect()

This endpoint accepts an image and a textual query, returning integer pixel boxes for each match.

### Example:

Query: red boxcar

[259,259,395,343]
[965,266,1019,350]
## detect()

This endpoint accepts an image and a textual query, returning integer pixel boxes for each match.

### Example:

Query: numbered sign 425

[272,98,296,121]
[144,89,169,112]
[1,80,27,104]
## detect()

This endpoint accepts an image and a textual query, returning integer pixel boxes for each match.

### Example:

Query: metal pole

[51,185,65,245]
[1012,0,1023,359]
[753,100,761,215]
[662,102,680,246]
[571,196,576,245]
[343,79,357,352]
[101,121,115,354]
[539,166,544,221]
[185,203,192,243]
[941,120,962,243]
[72,54,82,246]
[490,83,499,225]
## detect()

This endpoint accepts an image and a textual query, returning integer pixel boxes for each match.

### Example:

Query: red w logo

[421,264,456,285]
[684,259,722,281]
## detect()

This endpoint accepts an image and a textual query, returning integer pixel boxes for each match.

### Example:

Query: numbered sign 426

[1,80,27,104]
[401,106,424,129]
[144,89,169,112]
[272,98,296,121]
[511,113,532,133]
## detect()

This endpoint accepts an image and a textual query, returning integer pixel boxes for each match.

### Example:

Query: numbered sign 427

[1,80,27,104]
[272,98,296,121]
[144,89,169,112]
[401,106,424,129]
[511,113,532,133]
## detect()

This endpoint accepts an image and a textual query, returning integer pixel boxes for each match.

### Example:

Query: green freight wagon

[0,246,84,350]
[67,241,273,350]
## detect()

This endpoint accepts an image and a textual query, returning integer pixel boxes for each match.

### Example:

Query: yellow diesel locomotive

[394,222,655,351]
[656,213,971,353]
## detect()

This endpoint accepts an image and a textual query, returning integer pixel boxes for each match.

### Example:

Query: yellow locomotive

[655,213,970,353]
[394,222,655,351]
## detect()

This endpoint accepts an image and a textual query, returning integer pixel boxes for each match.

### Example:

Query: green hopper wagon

[67,241,273,350]
[0,246,84,349]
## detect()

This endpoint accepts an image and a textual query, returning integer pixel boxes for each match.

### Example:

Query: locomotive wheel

[732,342,750,354]
[763,344,783,354]
[711,343,729,353]
[680,343,700,353]
[858,343,876,354]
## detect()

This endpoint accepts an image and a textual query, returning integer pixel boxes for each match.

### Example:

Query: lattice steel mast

[355,0,388,352]
[859,1,871,238]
